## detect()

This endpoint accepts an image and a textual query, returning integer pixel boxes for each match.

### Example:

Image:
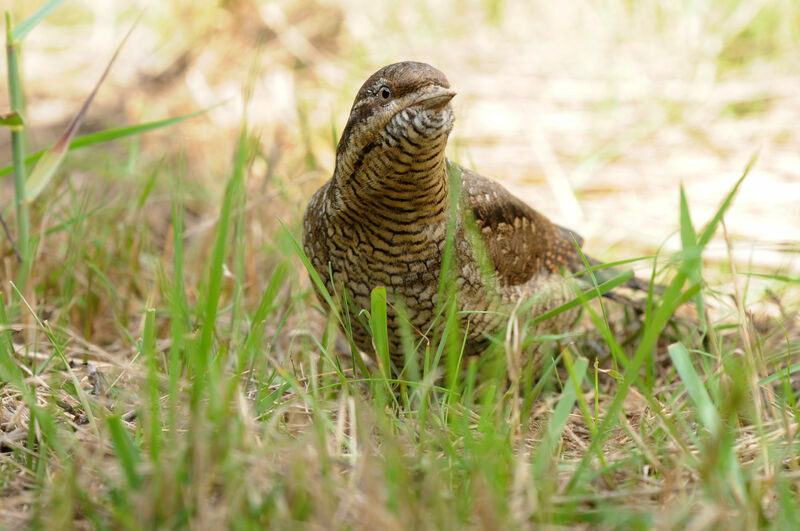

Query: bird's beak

[412,86,456,111]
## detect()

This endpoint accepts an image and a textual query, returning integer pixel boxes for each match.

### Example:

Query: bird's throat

[333,142,450,225]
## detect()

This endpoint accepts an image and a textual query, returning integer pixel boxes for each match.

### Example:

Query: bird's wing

[456,163,586,287]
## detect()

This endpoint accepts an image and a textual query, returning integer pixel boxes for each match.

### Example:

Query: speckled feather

[303,61,591,368]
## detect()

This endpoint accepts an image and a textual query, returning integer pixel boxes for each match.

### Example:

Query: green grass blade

[107,415,142,490]
[744,272,800,284]
[679,184,705,322]
[282,222,338,315]
[11,0,65,41]
[696,153,755,248]
[668,343,720,433]
[371,287,392,378]
[24,147,65,202]
[551,357,588,447]
[534,357,588,476]
[167,170,188,439]
[243,261,289,355]
[438,162,462,299]
[760,363,800,386]
[142,308,161,463]
[678,184,698,265]
[6,12,30,270]
[193,128,245,408]
[24,19,138,201]
[0,109,214,179]
[532,270,633,325]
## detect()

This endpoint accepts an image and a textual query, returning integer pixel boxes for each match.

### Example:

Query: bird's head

[335,61,456,166]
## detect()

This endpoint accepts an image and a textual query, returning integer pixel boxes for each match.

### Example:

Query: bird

[303,61,640,371]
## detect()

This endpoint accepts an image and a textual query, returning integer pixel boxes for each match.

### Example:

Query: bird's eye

[378,86,392,100]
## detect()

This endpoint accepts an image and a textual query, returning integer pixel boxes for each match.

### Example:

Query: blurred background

[2,0,799,298]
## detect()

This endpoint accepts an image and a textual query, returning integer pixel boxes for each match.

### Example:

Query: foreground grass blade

[282,222,338,314]
[142,308,161,463]
[192,127,246,408]
[6,12,29,266]
[371,287,391,378]
[679,184,706,329]
[534,357,588,476]
[531,270,633,325]
[668,343,720,433]
[0,110,214,179]
[107,416,142,490]
[11,0,64,41]
[25,18,138,201]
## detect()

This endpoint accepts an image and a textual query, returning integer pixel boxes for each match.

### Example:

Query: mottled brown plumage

[303,61,605,369]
